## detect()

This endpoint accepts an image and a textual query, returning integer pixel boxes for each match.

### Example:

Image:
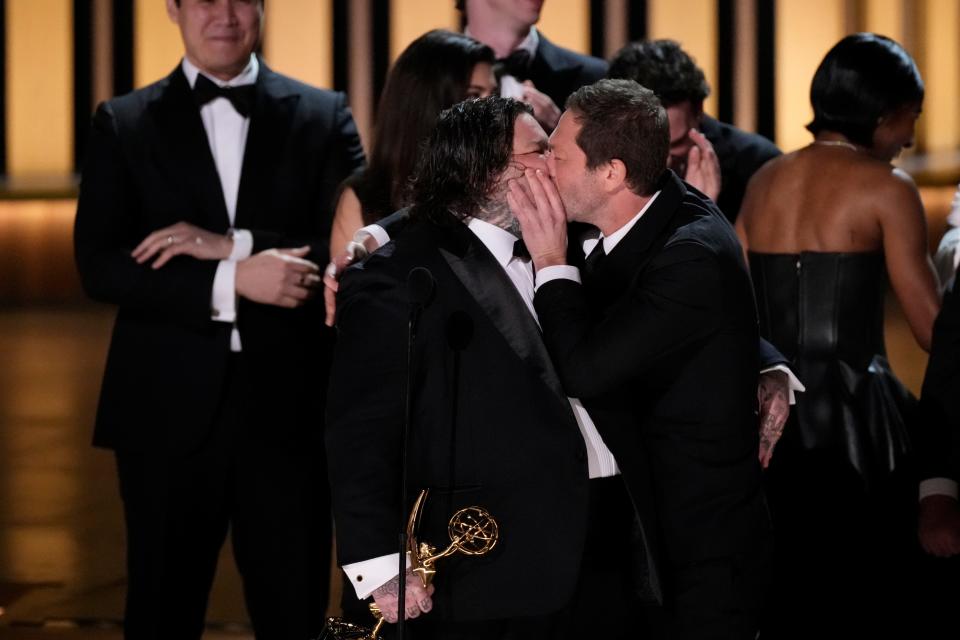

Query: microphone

[407,266,436,310]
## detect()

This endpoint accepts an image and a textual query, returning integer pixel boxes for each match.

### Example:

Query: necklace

[812,140,859,152]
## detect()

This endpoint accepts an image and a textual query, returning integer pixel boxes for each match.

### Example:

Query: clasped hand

[371,569,435,624]
[133,221,234,268]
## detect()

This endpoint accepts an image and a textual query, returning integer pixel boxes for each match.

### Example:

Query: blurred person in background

[74,0,364,637]
[328,29,497,258]
[735,33,939,639]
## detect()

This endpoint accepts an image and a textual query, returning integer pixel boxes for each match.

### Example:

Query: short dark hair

[565,79,669,197]
[806,33,923,147]
[607,40,709,107]
[410,97,532,225]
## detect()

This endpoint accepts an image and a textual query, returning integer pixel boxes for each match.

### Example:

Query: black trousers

[115,355,331,639]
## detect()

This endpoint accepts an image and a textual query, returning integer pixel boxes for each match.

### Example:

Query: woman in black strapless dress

[736,34,940,638]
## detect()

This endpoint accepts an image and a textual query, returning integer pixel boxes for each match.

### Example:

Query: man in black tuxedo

[916,279,960,633]
[608,40,781,222]
[327,97,659,639]
[459,0,607,131]
[74,1,364,637]
[511,79,772,639]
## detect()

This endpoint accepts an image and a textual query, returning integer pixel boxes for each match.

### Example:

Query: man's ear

[165,0,180,23]
[604,159,628,192]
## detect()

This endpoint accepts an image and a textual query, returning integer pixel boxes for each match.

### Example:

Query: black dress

[749,251,919,638]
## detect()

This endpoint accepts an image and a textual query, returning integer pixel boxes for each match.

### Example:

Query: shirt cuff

[534,265,581,290]
[342,552,411,600]
[355,224,390,253]
[228,228,253,261]
[920,478,959,501]
[760,364,805,405]
[211,260,237,323]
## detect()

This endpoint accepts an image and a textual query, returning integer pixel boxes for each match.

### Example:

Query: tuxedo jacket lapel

[434,222,572,414]
[151,66,230,233]
[235,62,299,230]
[590,171,687,298]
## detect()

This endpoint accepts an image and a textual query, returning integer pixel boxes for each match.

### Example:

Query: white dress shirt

[181,55,257,352]
[341,217,620,600]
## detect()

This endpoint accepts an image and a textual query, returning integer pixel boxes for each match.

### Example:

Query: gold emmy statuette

[407,488,499,588]
[318,489,499,640]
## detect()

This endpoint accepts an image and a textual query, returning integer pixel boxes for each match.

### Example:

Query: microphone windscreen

[407,266,436,308]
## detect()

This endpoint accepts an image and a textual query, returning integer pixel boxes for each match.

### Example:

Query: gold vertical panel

[93,0,114,107]
[6,0,73,177]
[775,0,846,151]
[733,0,756,133]
[134,0,185,88]
[263,0,333,89]
[918,0,960,153]
[389,0,459,62]
[604,0,629,59]
[350,0,374,154]
[537,0,590,55]
[863,0,904,41]
[647,0,718,116]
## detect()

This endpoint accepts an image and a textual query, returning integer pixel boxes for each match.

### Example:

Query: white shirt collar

[181,54,259,89]
[583,191,662,256]
[464,25,539,58]
[466,217,521,267]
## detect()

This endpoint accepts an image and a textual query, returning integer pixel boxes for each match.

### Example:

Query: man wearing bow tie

[459,0,607,131]
[74,1,364,637]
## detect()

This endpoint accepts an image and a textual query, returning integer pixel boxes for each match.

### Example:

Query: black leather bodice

[750,251,886,369]
[749,251,912,486]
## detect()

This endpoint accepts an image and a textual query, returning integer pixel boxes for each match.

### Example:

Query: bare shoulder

[872,164,923,214]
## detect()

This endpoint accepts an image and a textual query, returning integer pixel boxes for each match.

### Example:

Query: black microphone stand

[397,267,434,640]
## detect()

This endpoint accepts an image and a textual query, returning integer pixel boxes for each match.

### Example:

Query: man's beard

[475,184,522,237]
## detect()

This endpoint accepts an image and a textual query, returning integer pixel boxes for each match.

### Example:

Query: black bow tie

[513,238,531,261]
[496,50,532,81]
[193,74,255,117]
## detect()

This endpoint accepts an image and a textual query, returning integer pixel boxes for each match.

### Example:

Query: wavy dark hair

[807,33,923,147]
[345,30,494,224]
[409,97,532,225]
[566,79,668,197]
[607,40,710,107]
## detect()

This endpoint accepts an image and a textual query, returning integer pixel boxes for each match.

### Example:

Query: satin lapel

[150,67,230,232]
[436,224,571,410]
[234,62,299,231]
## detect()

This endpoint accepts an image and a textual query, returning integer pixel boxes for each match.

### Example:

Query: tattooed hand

[371,569,436,623]
[757,370,789,468]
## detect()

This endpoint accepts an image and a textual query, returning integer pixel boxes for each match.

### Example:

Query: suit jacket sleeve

[74,102,219,329]
[917,283,960,483]
[326,261,409,565]
[247,91,365,268]
[534,241,722,399]
[759,338,788,369]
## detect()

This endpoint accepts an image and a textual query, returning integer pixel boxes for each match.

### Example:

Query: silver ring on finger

[166,235,175,245]
[195,236,203,245]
